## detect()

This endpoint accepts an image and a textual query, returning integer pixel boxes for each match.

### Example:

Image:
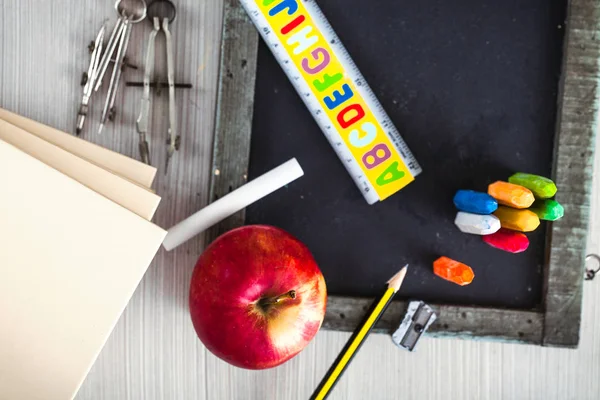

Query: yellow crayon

[494,206,540,232]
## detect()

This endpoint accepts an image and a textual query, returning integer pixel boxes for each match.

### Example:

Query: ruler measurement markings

[239,0,420,203]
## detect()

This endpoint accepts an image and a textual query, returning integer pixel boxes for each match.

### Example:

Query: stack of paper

[0,108,167,400]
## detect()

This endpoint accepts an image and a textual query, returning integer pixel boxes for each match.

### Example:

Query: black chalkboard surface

[245,0,567,310]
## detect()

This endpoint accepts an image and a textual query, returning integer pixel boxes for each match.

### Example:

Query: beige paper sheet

[0,119,161,221]
[0,107,157,188]
[0,139,166,400]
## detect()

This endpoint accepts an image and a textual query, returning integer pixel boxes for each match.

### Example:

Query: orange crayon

[488,181,535,209]
[433,257,474,286]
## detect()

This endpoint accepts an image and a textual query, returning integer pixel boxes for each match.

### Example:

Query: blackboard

[246,0,566,310]
[209,0,600,348]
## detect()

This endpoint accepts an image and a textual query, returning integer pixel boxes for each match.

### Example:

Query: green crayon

[508,173,557,199]
[530,199,564,221]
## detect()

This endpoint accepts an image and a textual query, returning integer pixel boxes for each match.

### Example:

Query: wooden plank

[206,0,259,244]
[323,296,543,344]
[0,0,224,398]
[543,0,600,348]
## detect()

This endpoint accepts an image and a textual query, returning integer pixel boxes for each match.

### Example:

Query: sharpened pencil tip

[387,265,408,292]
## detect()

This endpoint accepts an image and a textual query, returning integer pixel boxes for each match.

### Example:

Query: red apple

[189,225,327,369]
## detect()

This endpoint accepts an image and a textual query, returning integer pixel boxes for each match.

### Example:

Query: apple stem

[258,290,297,308]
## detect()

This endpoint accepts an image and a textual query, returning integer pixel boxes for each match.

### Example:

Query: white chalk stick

[162,158,304,251]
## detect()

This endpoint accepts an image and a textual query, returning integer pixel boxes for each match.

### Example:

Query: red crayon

[483,229,530,253]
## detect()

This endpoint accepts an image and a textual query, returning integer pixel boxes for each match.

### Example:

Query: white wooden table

[1,1,599,399]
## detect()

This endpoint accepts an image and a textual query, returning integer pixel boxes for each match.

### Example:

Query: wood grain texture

[1,1,600,399]
[207,0,259,244]
[1,0,222,398]
[324,298,543,344]
[543,0,600,348]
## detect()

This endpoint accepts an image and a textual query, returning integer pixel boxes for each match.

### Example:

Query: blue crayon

[453,190,498,215]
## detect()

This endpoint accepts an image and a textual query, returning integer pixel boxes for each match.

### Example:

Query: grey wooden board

[1,0,600,399]
[207,0,258,243]
[324,299,543,344]
[543,0,600,347]
[0,0,221,398]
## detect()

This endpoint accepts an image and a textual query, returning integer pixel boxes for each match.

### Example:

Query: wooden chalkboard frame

[208,0,600,348]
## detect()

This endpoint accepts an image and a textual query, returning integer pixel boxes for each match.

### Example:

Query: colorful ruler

[239,0,422,204]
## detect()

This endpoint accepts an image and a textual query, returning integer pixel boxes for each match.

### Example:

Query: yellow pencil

[310,266,408,400]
